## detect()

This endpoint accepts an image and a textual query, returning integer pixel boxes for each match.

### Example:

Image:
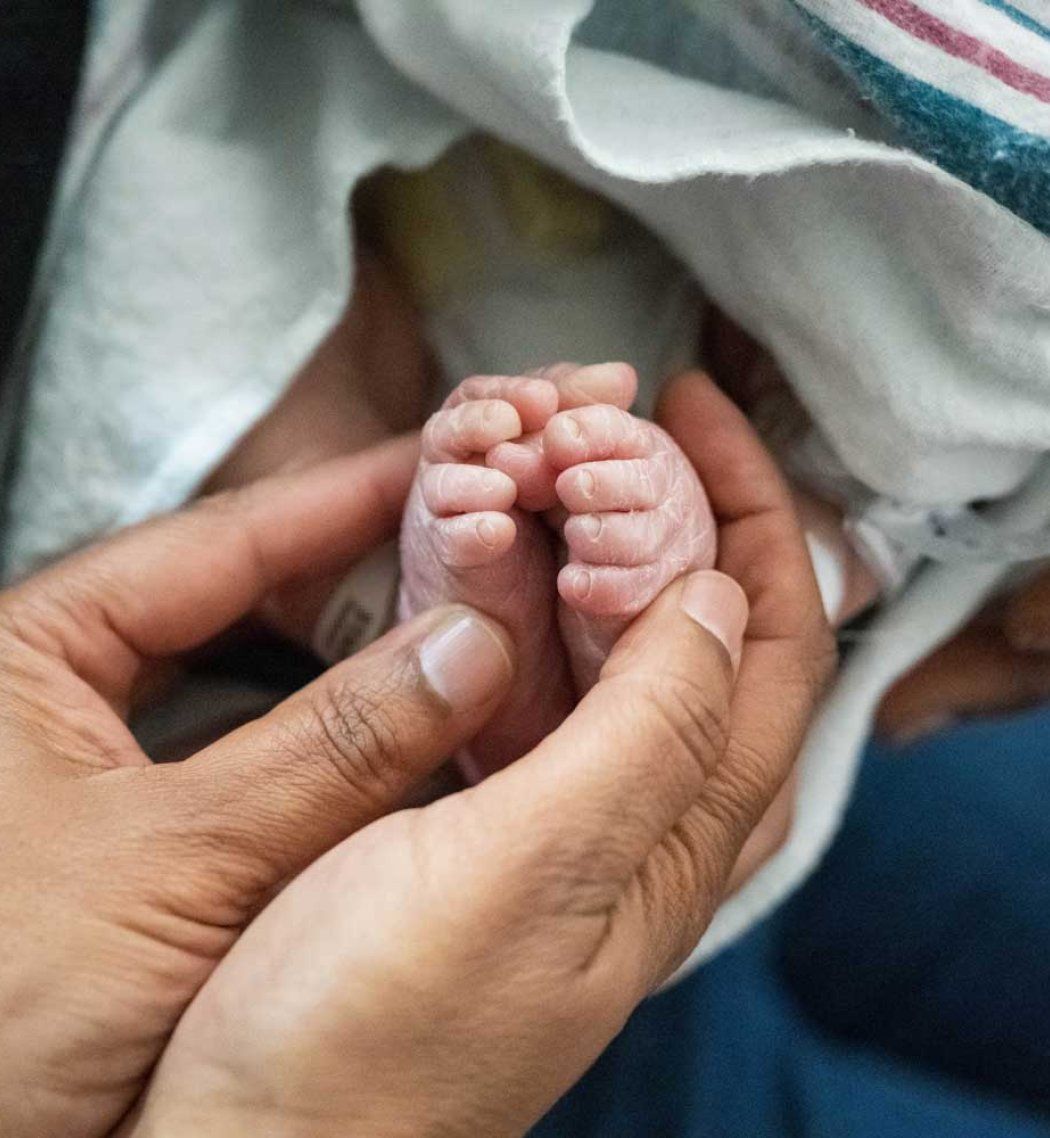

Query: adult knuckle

[537,833,636,913]
[193,482,236,512]
[650,831,704,922]
[701,755,771,833]
[634,672,730,779]
[190,493,271,584]
[643,830,722,967]
[184,487,244,528]
[679,808,749,915]
[299,671,408,806]
[732,727,782,783]
[494,799,630,915]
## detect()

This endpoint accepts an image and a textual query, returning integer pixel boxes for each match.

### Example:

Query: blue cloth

[531,706,1050,1137]
[783,703,1050,1111]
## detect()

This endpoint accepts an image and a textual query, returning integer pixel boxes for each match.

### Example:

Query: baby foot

[544,403,717,690]
[399,362,712,777]
[485,361,639,510]
[399,364,639,777]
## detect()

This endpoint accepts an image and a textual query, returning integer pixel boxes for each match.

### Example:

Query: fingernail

[419,610,514,710]
[679,571,748,673]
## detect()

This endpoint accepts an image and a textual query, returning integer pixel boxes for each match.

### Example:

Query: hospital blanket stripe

[855,0,1050,100]
[979,0,1050,42]
[790,0,1050,233]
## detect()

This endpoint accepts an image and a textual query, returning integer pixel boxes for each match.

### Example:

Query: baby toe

[543,404,648,471]
[562,508,671,566]
[431,512,517,569]
[486,433,560,511]
[422,399,522,462]
[555,457,670,514]
[557,562,667,618]
[528,362,637,411]
[553,362,638,411]
[421,465,518,517]
[447,376,559,434]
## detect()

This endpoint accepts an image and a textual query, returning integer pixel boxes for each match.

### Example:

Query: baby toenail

[579,470,596,498]
[477,518,499,548]
[573,569,593,600]
[563,416,583,440]
[581,514,602,540]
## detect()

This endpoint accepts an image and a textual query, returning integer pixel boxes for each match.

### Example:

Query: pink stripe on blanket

[860,0,1050,103]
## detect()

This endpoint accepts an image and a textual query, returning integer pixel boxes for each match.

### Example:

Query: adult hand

[0,437,519,1138]
[126,372,836,1138]
[878,566,1050,740]
[704,303,1050,737]
[660,369,833,893]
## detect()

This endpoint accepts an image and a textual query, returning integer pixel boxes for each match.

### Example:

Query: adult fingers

[466,571,748,911]
[656,370,836,905]
[877,623,1050,743]
[877,567,1050,741]
[0,437,418,707]
[433,375,828,1001]
[723,770,798,897]
[136,604,515,909]
[656,370,825,639]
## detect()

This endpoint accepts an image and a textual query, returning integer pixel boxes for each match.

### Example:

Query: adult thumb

[143,605,514,910]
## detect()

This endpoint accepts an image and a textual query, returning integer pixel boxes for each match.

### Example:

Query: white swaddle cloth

[4,0,1049,975]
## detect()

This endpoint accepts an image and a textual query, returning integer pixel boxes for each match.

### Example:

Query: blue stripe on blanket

[978,0,1050,42]
[798,11,1050,234]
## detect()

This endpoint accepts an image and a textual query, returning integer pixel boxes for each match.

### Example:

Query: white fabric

[4,0,1050,972]
[413,137,700,415]
[3,0,467,577]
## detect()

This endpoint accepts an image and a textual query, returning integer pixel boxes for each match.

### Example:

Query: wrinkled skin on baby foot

[544,402,716,690]
[399,362,716,778]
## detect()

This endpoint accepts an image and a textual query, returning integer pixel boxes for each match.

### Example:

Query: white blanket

[5,0,1049,974]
